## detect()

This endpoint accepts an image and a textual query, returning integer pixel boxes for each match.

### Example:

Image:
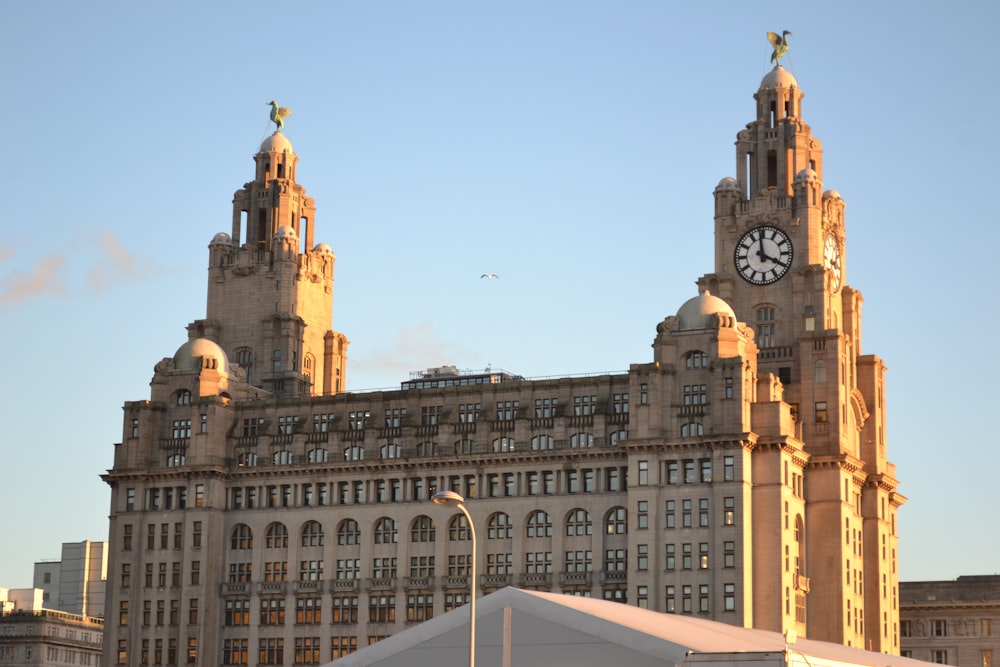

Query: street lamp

[432,490,476,667]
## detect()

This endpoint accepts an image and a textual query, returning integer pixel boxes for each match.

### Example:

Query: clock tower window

[755,307,776,348]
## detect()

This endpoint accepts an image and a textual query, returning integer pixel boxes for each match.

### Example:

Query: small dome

[274,225,298,240]
[716,177,740,191]
[259,130,294,154]
[759,66,797,91]
[676,290,736,331]
[823,189,843,200]
[210,232,234,246]
[172,338,229,373]
[313,243,334,255]
[794,168,820,184]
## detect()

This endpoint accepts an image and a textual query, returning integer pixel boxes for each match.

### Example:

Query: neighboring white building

[0,587,104,666]
[33,540,108,618]
[327,586,928,667]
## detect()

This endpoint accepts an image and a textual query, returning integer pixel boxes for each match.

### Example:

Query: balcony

[559,571,592,587]
[367,577,397,591]
[600,570,627,584]
[221,582,250,595]
[442,575,470,589]
[518,573,552,588]
[329,579,359,592]
[257,581,287,595]
[481,574,512,590]
[404,576,435,590]
[295,580,322,594]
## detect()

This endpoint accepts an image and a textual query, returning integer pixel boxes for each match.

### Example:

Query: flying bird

[481,273,499,280]
[767,30,792,65]
[268,100,292,130]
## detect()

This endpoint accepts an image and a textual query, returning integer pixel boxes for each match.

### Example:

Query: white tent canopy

[326,587,930,667]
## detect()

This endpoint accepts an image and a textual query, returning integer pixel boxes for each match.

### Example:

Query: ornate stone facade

[100,62,903,666]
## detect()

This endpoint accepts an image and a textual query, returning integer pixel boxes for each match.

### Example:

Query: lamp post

[432,490,476,667]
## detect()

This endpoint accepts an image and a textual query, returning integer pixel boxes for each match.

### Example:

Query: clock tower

[696,64,901,648]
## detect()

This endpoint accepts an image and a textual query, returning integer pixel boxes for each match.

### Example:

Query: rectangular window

[637,460,649,486]
[637,544,648,571]
[665,585,676,613]
[724,455,735,481]
[330,636,358,660]
[331,596,358,624]
[700,459,712,482]
[683,460,696,484]
[637,500,648,529]
[368,595,396,623]
[259,598,286,625]
[724,583,736,611]
[406,594,434,622]
[573,395,597,416]
[932,619,947,637]
[666,461,678,484]
[815,401,828,422]
[666,500,676,529]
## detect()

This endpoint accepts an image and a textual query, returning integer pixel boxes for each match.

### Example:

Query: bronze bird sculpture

[767,31,792,65]
[268,100,292,130]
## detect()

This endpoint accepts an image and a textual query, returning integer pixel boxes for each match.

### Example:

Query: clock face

[824,234,842,292]
[734,226,793,285]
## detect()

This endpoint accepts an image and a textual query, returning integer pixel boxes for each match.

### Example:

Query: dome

[259,130,294,154]
[210,232,234,246]
[274,225,298,240]
[823,189,843,200]
[716,177,740,191]
[172,338,229,373]
[313,242,334,255]
[675,291,736,331]
[759,66,797,91]
[794,168,820,184]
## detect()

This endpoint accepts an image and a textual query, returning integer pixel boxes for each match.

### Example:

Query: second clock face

[735,226,793,285]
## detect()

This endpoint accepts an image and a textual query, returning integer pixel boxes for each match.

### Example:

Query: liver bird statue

[268,100,292,130]
[767,30,792,65]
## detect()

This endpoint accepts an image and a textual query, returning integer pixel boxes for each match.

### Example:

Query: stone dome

[759,66,797,91]
[274,225,298,240]
[794,168,820,184]
[313,242,334,255]
[172,338,229,373]
[210,232,234,246]
[823,189,843,201]
[676,291,736,331]
[260,130,294,154]
[716,177,740,191]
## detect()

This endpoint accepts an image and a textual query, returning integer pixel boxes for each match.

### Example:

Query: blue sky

[1,1,997,588]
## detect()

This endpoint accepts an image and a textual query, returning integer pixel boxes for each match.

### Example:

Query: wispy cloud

[350,323,475,388]
[86,231,144,292]
[0,231,159,309]
[0,254,70,306]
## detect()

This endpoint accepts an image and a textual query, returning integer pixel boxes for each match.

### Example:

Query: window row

[227,507,628,552]
[224,467,628,510]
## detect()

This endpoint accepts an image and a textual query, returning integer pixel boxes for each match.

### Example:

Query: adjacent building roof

[326,587,930,667]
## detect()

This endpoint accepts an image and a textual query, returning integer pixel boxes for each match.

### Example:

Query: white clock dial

[734,226,793,285]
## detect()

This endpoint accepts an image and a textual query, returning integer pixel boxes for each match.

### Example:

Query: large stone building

[900,576,1000,666]
[100,55,904,666]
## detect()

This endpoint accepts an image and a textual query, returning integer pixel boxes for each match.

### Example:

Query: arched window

[492,437,515,452]
[272,450,293,465]
[265,523,288,548]
[337,519,360,546]
[416,442,438,456]
[165,454,186,467]
[570,433,594,448]
[410,516,436,542]
[344,445,365,461]
[565,509,592,537]
[237,452,257,467]
[230,525,253,550]
[605,507,627,535]
[453,440,474,455]
[373,518,398,544]
[380,444,402,459]
[530,435,554,451]
[487,512,512,539]
[448,515,470,541]
[681,422,705,437]
[307,448,329,463]
[176,390,192,406]
[526,511,552,538]
[686,351,708,369]
[301,521,324,547]
[235,347,254,384]
[609,430,627,446]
